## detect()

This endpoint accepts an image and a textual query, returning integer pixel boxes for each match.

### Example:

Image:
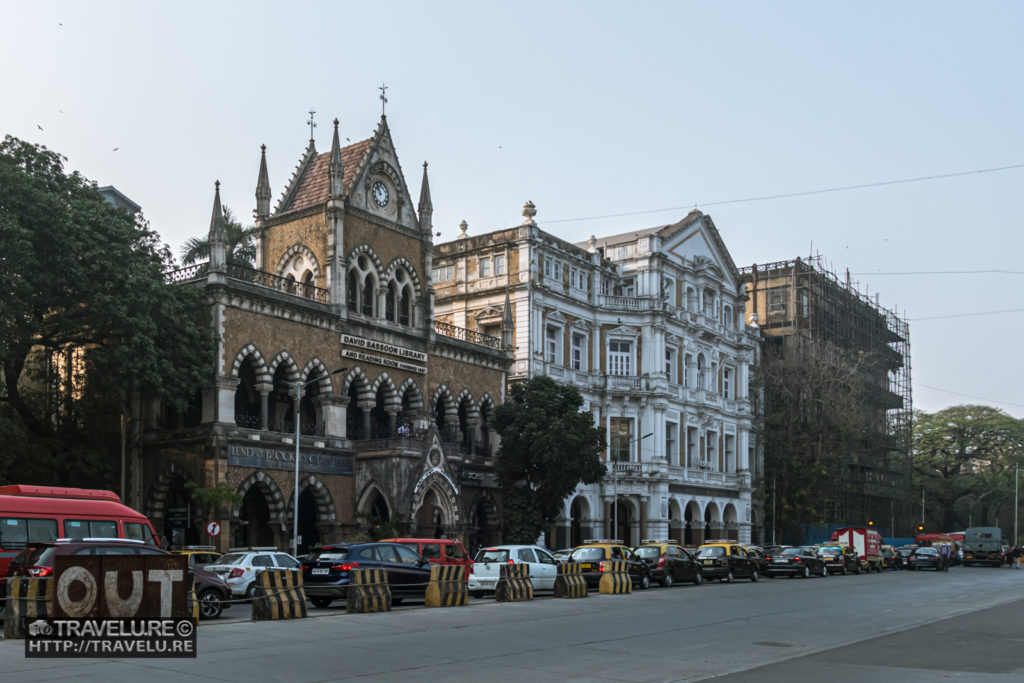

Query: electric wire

[544,162,1024,225]
[914,382,1024,410]
[910,308,1024,322]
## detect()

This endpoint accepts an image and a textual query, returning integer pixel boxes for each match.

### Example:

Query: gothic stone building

[433,205,762,547]
[142,116,510,553]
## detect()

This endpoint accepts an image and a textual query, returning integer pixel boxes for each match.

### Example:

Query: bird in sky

[36,124,43,130]
[112,147,119,151]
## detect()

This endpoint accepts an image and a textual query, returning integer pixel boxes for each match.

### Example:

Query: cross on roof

[379,83,388,116]
[307,109,317,140]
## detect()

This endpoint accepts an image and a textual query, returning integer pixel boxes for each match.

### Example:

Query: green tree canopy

[493,376,606,543]
[180,205,256,267]
[912,405,1024,538]
[0,136,215,486]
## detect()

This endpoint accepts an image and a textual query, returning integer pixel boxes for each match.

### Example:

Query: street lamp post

[292,368,345,558]
[614,432,653,543]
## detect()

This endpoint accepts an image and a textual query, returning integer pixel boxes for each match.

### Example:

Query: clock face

[372,181,390,207]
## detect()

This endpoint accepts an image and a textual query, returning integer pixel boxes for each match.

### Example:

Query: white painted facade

[432,206,762,547]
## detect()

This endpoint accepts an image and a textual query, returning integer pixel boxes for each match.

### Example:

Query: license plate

[776,559,789,564]
[312,568,329,575]
[580,563,593,570]
[702,559,713,565]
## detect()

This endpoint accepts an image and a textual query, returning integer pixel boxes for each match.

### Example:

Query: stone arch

[233,471,287,548]
[275,244,322,285]
[144,463,197,527]
[268,351,301,383]
[411,469,461,537]
[722,502,739,542]
[357,482,393,520]
[346,244,385,275]
[612,496,638,546]
[285,475,336,523]
[398,379,425,427]
[344,368,373,440]
[300,358,333,392]
[567,494,593,548]
[704,501,723,541]
[684,499,703,546]
[668,498,685,544]
[341,367,373,401]
[231,344,271,383]
[477,393,496,457]
[432,384,457,440]
[234,472,287,522]
[384,255,423,297]
[371,373,399,408]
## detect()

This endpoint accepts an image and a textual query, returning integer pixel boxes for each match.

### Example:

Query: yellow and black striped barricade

[495,563,533,602]
[347,568,392,614]
[598,560,632,594]
[4,578,54,639]
[554,561,588,599]
[424,564,468,607]
[187,583,200,622]
[251,569,308,621]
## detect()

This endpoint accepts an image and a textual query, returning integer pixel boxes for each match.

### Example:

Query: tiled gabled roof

[278,138,372,214]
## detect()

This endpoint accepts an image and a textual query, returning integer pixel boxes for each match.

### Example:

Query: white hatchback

[205,547,301,599]
[468,545,559,597]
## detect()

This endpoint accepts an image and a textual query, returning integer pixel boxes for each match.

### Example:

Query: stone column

[603,499,612,539]
[214,375,238,425]
[639,496,648,543]
[359,400,374,438]
[256,382,272,430]
[384,405,401,437]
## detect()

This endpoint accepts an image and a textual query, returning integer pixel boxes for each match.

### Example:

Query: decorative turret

[418,161,433,233]
[255,145,271,220]
[209,181,227,271]
[328,119,344,198]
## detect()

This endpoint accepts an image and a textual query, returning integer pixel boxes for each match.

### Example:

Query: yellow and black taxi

[633,540,703,587]
[695,541,759,582]
[816,544,862,575]
[567,540,651,590]
[171,545,222,570]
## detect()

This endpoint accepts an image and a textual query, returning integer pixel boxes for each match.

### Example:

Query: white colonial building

[433,203,762,547]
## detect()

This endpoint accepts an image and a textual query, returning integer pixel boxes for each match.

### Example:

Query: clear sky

[4,1,1022,417]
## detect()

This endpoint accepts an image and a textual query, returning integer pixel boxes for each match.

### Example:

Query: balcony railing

[434,321,503,350]
[165,261,330,304]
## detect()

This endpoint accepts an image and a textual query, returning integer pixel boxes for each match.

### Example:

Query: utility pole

[1015,462,1019,548]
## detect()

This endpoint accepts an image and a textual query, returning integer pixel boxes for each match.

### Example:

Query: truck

[830,526,884,572]
[962,526,1002,567]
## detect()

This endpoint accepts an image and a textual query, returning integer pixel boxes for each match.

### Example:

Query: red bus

[0,485,161,580]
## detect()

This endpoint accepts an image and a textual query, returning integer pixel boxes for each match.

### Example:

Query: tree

[493,376,606,544]
[912,405,1024,535]
[180,206,256,267]
[0,136,216,489]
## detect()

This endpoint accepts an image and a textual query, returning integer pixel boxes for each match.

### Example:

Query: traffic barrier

[347,568,392,614]
[251,569,307,621]
[425,565,468,607]
[554,562,588,599]
[495,563,533,602]
[598,560,632,594]
[188,584,200,622]
[4,578,54,639]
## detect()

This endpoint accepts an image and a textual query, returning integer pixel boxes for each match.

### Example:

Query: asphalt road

[3,565,1022,681]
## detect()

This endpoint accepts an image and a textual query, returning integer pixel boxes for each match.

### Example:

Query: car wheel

[821,566,828,577]
[640,573,650,590]
[725,570,735,583]
[198,589,223,620]
[801,565,810,578]
[750,570,759,582]
[842,565,848,575]
[855,563,862,575]
[244,582,256,600]
[661,572,673,588]
[693,571,703,585]
[309,597,333,608]
[470,591,485,599]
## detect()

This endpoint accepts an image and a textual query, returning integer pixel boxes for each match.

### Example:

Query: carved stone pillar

[256,382,272,430]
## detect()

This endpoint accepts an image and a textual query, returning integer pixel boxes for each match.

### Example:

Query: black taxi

[567,540,651,590]
[695,541,759,582]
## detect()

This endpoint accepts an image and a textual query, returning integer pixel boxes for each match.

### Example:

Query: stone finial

[521,200,537,226]
[588,235,597,252]
[458,220,468,239]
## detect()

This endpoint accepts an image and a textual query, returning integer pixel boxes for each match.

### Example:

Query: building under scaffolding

[740,256,912,539]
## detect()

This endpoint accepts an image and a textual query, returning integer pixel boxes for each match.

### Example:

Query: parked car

[301,542,431,607]
[172,545,222,570]
[741,545,770,575]
[695,542,759,583]
[567,541,651,590]
[378,537,473,578]
[896,545,917,568]
[468,545,559,597]
[205,547,301,599]
[907,546,943,571]
[633,541,703,587]
[4,537,227,619]
[816,545,861,575]
[765,546,827,578]
[551,548,574,563]
[881,544,901,570]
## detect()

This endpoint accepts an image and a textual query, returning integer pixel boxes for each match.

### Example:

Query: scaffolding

[740,256,912,533]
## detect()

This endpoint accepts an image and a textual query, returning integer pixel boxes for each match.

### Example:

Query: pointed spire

[329,119,344,198]
[209,181,227,271]
[418,161,433,234]
[501,288,514,351]
[255,145,271,219]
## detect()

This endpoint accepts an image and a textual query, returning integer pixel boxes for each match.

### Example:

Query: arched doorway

[570,496,590,548]
[162,475,199,548]
[668,499,684,545]
[614,499,633,546]
[723,503,738,542]
[415,489,447,538]
[297,488,319,554]
[347,380,366,439]
[236,486,273,548]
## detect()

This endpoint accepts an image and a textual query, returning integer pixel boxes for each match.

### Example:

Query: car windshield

[308,549,349,562]
[697,546,725,558]
[916,548,938,556]
[781,548,803,556]
[818,548,840,556]
[213,553,247,565]
[634,547,661,559]
[570,548,603,561]
[475,548,509,563]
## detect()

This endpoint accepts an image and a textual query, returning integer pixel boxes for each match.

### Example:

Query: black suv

[695,542,759,583]
[301,542,433,608]
[5,538,228,619]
